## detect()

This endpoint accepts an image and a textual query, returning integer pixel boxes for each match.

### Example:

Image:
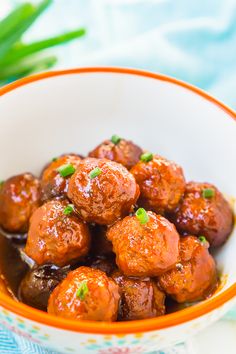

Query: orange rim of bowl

[0,67,235,334]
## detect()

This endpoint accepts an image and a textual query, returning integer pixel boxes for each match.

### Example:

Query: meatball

[90,225,113,256]
[48,266,120,321]
[107,211,180,277]
[170,182,234,247]
[89,136,142,169]
[112,271,165,320]
[19,264,70,311]
[159,236,217,303]
[25,200,90,266]
[0,173,41,233]
[130,154,185,214]
[41,154,82,201]
[67,158,140,225]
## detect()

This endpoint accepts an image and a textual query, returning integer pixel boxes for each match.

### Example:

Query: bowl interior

[0,68,235,299]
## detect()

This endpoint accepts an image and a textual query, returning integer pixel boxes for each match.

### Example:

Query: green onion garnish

[140,152,153,163]
[57,164,76,177]
[63,204,74,215]
[199,236,207,243]
[135,208,149,225]
[111,134,121,145]
[89,167,102,179]
[202,188,215,199]
[0,180,4,188]
[52,157,58,162]
[76,281,89,300]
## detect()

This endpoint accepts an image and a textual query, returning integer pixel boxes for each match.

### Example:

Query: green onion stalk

[0,0,86,85]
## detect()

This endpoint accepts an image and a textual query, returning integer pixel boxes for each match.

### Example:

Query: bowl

[0,67,235,354]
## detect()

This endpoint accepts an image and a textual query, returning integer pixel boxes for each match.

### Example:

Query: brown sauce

[0,232,29,297]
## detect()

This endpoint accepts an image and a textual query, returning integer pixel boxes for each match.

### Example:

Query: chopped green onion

[140,152,153,163]
[202,188,215,198]
[57,164,76,177]
[76,281,89,301]
[199,236,207,243]
[0,180,4,188]
[52,157,58,162]
[135,208,149,225]
[89,167,102,179]
[111,134,121,145]
[63,204,74,215]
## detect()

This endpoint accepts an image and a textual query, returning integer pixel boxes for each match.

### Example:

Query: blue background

[1,0,236,109]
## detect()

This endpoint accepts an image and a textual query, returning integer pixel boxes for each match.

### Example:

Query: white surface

[191,320,236,354]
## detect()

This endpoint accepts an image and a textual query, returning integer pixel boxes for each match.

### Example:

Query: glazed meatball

[48,266,120,321]
[89,136,143,169]
[67,158,140,225]
[25,200,90,266]
[19,264,70,311]
[130,154,185,214]
[107,211,180,277]
[112,271,165,320]
[159,236,217,303]
[41,154,82,201]
[90,225,113,256]
[0,173,41,233]
[170,182,233,247]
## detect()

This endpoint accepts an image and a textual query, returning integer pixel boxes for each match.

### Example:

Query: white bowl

[0,67,235,354]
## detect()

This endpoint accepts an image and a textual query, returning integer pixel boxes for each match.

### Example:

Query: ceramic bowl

[0,68,235,354]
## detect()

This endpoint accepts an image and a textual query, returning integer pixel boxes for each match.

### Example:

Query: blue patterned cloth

[0,0,236,352]
[0,324,193,354]
[0,325,57,354]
